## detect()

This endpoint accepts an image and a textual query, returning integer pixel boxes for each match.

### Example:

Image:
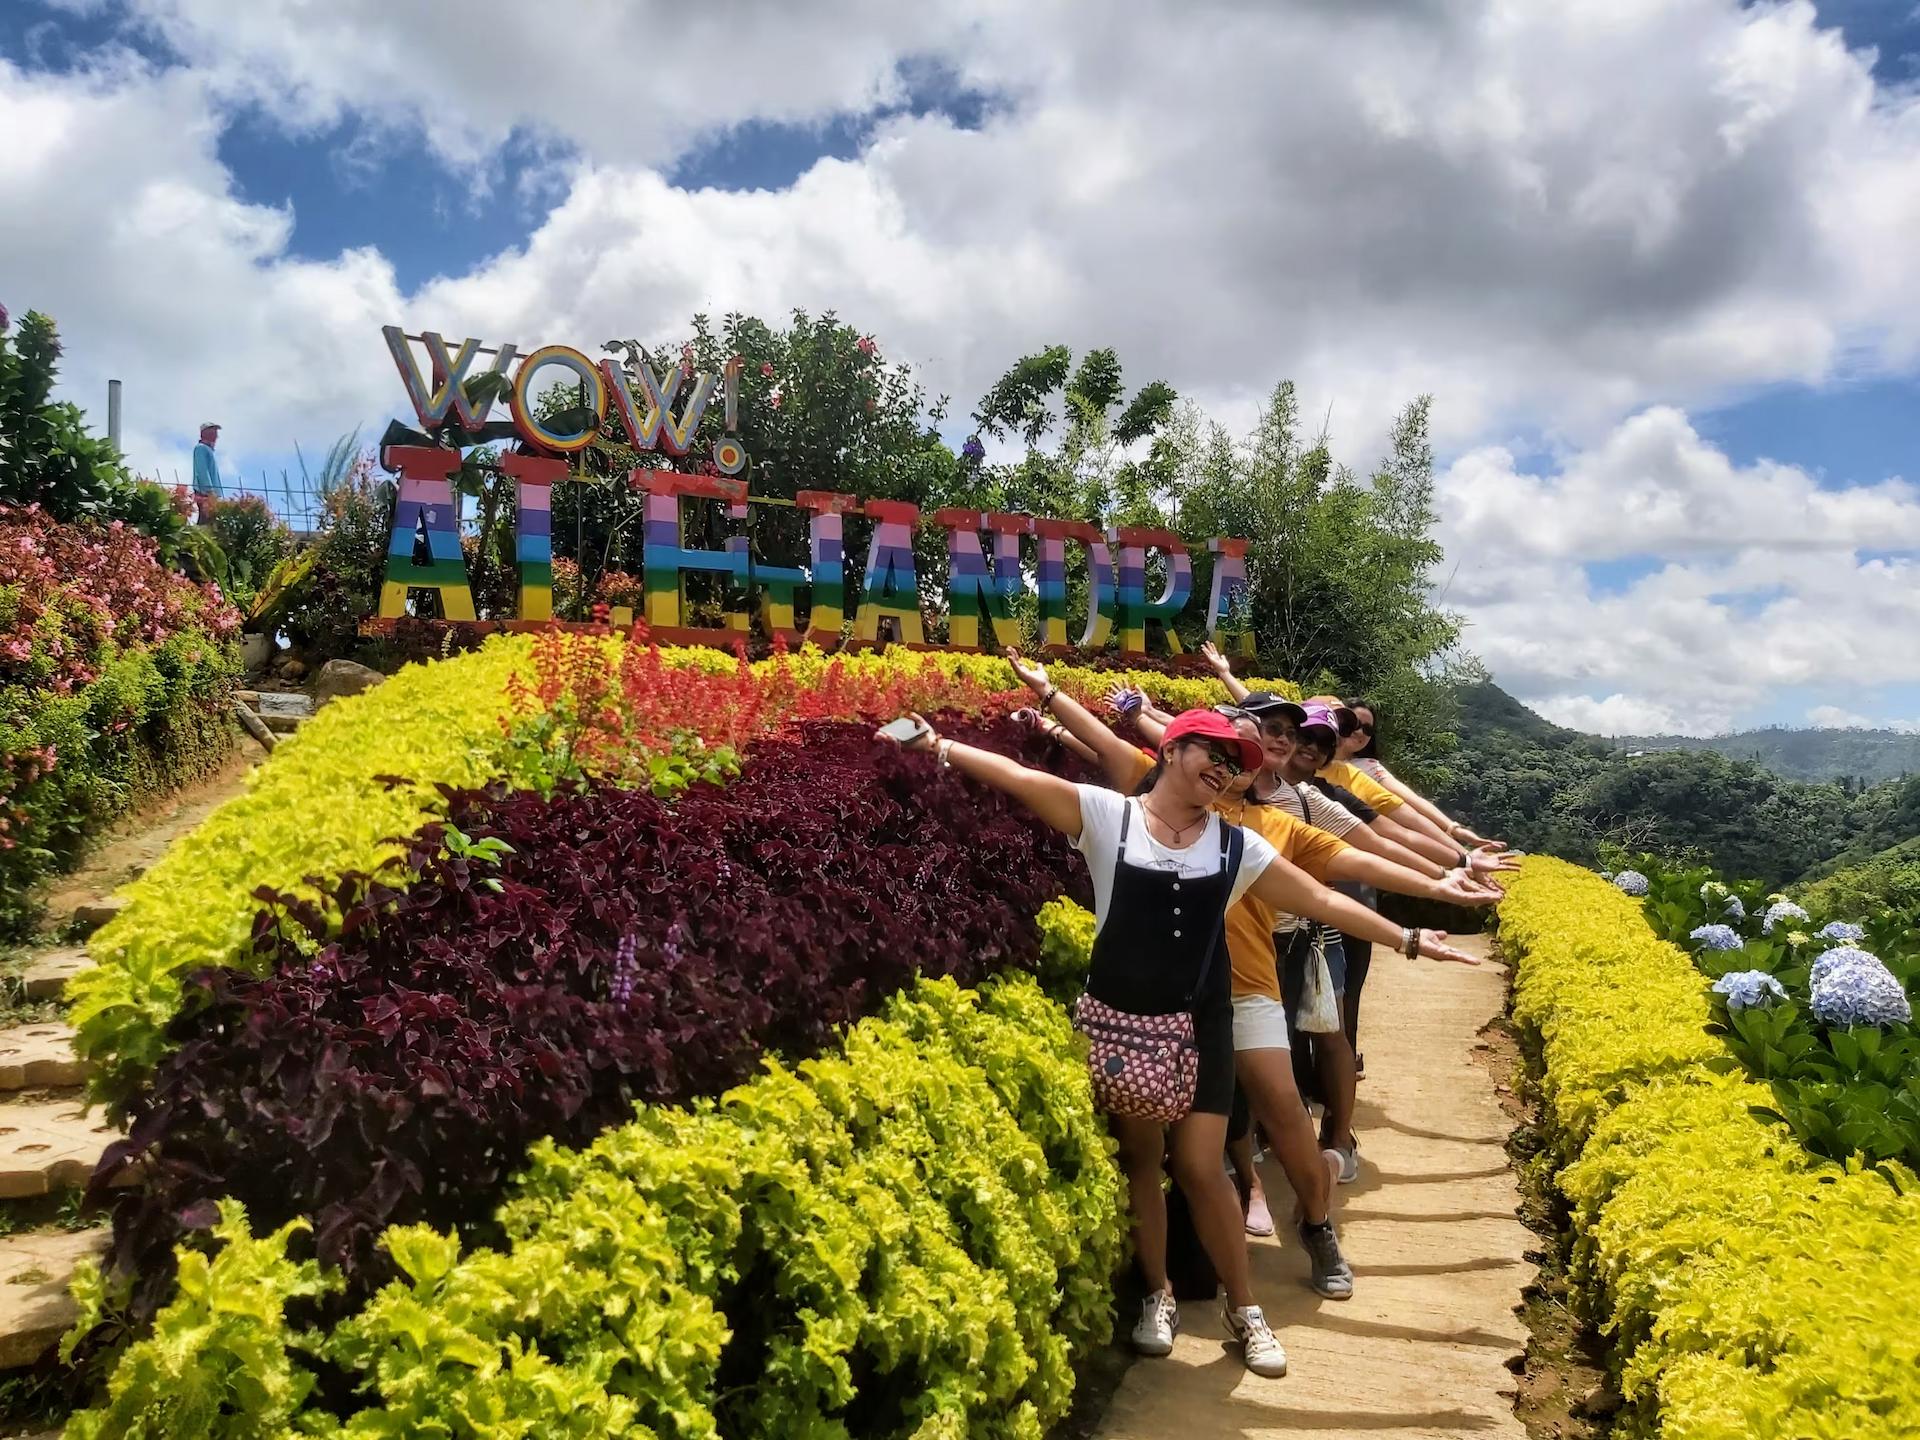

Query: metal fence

[169,468,329,537]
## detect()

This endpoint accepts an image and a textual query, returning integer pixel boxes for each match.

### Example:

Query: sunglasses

[1180,738,1246,777]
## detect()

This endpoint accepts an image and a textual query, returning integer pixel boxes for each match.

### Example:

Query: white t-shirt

[1265,781,1360,934]
[1072,785,1276,937]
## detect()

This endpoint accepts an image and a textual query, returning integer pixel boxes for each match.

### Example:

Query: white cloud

[1531,692,1710,737]
[1440,415,1920,734]
[5,0,1920,733]
[1807,704,1874,728]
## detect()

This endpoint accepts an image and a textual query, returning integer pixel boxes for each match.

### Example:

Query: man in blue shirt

[191,422,222,521]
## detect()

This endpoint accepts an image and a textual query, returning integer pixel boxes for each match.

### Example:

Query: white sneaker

[1131,1289,1179,1356]
[1223,1303,1288,1378]
[1335,1138,1360,1184]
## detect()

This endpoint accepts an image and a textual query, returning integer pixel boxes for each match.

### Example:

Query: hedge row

[1,504,241,936]
[68,972,1126,1440]
[1501,858,1920,1438]
[95,720,1091,1320]
[74,632,1293,1107]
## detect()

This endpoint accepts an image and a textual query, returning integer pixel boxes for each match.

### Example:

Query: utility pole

[107,379,122,451]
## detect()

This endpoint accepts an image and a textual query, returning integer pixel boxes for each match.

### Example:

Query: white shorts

[1232,994,1292,1052]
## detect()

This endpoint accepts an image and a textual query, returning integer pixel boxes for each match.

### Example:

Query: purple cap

[1296,702,1343,740]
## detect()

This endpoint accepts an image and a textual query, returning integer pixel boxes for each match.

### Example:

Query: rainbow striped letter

[1111,527,1192,656]
[854,499,924,646]
[935,509,1031,651]
[379,446,474,620]
[797,491,859,648]
[1205,537,1255,658]
[501,452,567,622]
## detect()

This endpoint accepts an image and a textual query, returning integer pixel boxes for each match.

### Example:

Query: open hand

[1003,646,1049,694]
[1199,640,1234,679]
[1467,844,1522,878]
[1435,871,1501,908]
[1417,929,1481,965]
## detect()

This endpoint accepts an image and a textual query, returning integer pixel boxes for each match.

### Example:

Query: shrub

[1502,858,1920,1438]
[66,975,1126,1440]
[272,460,392,662]
[77,631,1284,1106]
[90,719,1092,1319]
[0,505,239,935]
[1615,855,1920,1170]
[205,495,293,616]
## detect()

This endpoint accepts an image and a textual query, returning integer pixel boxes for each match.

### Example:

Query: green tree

[0,309,133,521]
[1168,383,1465,775]
[542,310,957,621]
[960,344,1178,523]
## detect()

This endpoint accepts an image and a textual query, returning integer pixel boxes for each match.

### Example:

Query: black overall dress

[1084,801,1243,1116]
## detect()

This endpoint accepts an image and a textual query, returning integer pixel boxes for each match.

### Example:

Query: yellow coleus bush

[1502,857,1920,1440]
[76,633,1279,1107]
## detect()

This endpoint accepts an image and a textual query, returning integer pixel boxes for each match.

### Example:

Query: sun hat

[1240,691,1308,726]
[1161,708,1264,773]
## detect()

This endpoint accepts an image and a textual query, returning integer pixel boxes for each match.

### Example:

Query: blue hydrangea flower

[1711,969,1789,1012]
[1810,951,1913,1028]
[1613,870,1649,896]
[1722,895,1746,921]
[1818,921,1866,943]
[1689,923,1742,952]
[1762,901,1809,935]
[1811,945,1880,985]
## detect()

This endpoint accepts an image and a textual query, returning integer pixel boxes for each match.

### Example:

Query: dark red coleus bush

[93,718,1093,1322]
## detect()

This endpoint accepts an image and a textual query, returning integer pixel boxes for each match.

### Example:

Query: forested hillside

[1437,682,1920,892]
[1611,726,1920,785]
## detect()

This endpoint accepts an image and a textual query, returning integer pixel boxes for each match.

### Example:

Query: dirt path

[1094,931,1532,1440]
[34,736,265,934]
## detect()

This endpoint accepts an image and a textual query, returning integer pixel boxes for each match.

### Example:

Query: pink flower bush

[0,504,239,694]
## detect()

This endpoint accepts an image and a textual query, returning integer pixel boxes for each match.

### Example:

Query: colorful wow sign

[376,328,1253,656]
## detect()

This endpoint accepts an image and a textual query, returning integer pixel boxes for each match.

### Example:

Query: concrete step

[252,691,315,719]
[66,896,124,938]
[18,950,93,1002]
[0,1100,130,1200]
[0,1026,86,1091]
[0,1226,109,1369]
[262,712,305,734]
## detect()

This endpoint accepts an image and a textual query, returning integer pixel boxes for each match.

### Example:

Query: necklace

[1140,798,1207,848]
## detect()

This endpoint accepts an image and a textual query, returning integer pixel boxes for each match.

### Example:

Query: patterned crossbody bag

[1072,804,1241,1123]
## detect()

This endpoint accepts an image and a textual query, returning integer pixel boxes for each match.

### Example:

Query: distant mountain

[1606,727,1920,786]
[1436,682,1920,887]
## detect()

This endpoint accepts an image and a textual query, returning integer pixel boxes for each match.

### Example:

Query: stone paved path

[1095,931,1532,1440]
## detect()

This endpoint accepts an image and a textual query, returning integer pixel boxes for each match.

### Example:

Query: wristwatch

[1402,927,1420,959]
[936,738,955,769]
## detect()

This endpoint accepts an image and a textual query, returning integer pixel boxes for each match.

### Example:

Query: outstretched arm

[1371,811,1467,868]
[1246,858,1479,964]
[1339,815,1448,878]
[881,713,1086,837]
[1015,707,1102,766]
[1324,847,1502,908]
[1201,641,1252,703]
[1006,648,1148,791]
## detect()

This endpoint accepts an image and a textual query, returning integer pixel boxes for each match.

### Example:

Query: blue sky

[5,1,1919,736]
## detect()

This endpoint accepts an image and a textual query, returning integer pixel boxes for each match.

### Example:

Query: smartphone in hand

[878,716,932,745]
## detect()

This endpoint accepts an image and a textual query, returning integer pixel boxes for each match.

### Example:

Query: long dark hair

[1343,696,1379,760]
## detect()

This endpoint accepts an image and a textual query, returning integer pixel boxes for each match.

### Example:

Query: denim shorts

[1323,932,1348,994]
